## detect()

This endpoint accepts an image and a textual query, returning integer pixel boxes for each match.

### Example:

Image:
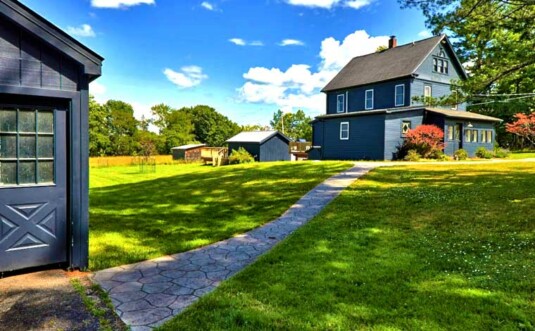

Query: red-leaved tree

[404,125,445,158]
[506,113,535,147]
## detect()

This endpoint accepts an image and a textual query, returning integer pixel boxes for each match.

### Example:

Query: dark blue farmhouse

[309,35,501,160]
[0,0,103,272]
[227,131,291,162]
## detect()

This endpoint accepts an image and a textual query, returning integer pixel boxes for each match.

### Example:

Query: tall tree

[186,105,241,146]
[88,96,111,157]
[151,104,196,153]
[270,109,313,141]
[105,100,139,156]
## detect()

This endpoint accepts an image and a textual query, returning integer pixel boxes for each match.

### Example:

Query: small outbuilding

[227,131,290,162]
[0,0,103,272]
[171,144,206,161]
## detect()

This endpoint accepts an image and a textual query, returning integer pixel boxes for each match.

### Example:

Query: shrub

[475,147,493,159]
[402,125,445,159]
[494,148,510,158]
[228,147,255,164]
[454,149,469,160]
[404,149,421,161]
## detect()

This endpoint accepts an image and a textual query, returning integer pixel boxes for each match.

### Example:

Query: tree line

[89,97,313,157]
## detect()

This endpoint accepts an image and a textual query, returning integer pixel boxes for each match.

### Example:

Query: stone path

[92,164,377,330]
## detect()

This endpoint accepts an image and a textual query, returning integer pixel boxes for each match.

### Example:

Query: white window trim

[336,94,345,113]
[365,89,374,110]
[340,122,349,140]
[395,84,405,107]
[424,85,432,98]
[345,91,348,113]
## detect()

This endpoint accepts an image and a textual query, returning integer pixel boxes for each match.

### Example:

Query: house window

[365,89,374,110]
[336,94,345,113]
[439,50,446,58]
[395,84,405,107]
[433,58,438,72]
[340,122,349,140]
[424,85,432,98]
[464,129,471,142]
[480,130,486,143]
[448,125,454,140]
[401,121,411,137]
[444,61,449,74]
[472,130,478,142]
[486,130,492,143]
[0,109,55,186]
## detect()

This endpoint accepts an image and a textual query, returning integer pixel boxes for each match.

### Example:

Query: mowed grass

[509,151,535,159]
[160,162,535,331]
[89,161,353,270]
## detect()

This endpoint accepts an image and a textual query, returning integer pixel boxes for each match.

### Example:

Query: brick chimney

[388,36,397,49]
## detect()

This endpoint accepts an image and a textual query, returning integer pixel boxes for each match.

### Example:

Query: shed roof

[322,35,466,92]
[171,144,206,150]
[0,0,104,79]
[314,106,502,123]
[226,131,290,144]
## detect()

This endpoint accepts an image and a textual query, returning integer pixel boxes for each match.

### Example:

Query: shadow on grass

[89,163,350,270]
[158,163,535,330]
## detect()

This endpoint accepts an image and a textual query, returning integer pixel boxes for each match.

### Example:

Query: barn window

[340,122,349,140]
[0,109,54,186]
[337,94,345,113]
[395,84,405,107]
[401,121,411,137]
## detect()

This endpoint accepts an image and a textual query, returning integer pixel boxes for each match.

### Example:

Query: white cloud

[66,24,96,38]
[345,0,371,9]
[229,38,246,46]
[238,30,389,114]
[89,81,107,103]
[164,66,208,88]
[91,0,155,9]
[229,38,264,46]
[279,39,305,46]
[418,30,433,38]
[201,1,214,10]
[285,0,372,9]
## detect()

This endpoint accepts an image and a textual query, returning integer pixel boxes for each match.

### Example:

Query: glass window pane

[487,130,492,143]
[19,161,36,184]
[0,110,17,132]
[464,129,471,142]
[0,135,17,158]
[38,136,54,158]
[19,136,36,158]
[38,111,54,133]
[19,111,36,132]
[0,161,17,185]
[472,130,478,142]
[38,161,54,184]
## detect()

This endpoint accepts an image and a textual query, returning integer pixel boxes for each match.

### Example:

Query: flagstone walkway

[92,164,378,330]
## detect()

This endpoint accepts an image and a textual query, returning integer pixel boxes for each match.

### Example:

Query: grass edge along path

[158,161,535,331]
[89,161,353,270]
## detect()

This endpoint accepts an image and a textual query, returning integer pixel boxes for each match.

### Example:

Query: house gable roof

[322,35,465,92]
[0,0,103,80]
[227,131,290,144]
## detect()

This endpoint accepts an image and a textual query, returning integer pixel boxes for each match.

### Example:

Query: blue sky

[20,0,431,126]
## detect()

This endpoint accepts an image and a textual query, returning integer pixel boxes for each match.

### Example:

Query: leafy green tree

[241,124,270,132]
[105,100,139,155]
[88,96,111,156]
[270,109,312,141]
[151,104,197,153]
[186,105,241,146]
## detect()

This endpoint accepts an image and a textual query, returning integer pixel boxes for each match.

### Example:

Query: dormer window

[336,94,345,113]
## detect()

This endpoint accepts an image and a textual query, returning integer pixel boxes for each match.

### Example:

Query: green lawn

[159,162,535,331]
[509,151,535,159]
[89,161,353,270]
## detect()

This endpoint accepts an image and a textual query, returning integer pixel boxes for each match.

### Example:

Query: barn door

[0,107,67,272]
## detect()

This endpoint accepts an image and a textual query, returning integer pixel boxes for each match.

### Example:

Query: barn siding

[259,135,290,161]
[0,18,80,91]
[320,114,385,160]
[384,110,424,160]
[229,142,261,161]
[326,78,412,115]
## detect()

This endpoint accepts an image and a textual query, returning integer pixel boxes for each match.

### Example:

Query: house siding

[326,78,412,115]
[410,79,466,111]
[319,114,385,160]
[444,120,495,157]
[312,121,324,146]
[0,18,80,91]
[384,110,424,160]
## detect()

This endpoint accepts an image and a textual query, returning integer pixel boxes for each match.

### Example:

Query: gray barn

[0,0,103,272]
[227,131,290,162]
